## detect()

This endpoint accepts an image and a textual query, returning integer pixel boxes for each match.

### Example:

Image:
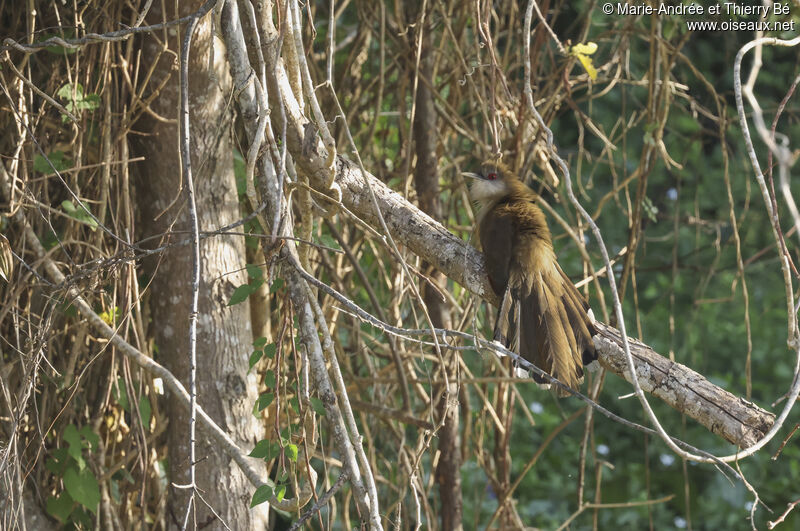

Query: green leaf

[254,392,274,414]
[46,447,69,475]
[245,263,264,280]
[82,93,100,110]
[228,279,263,306]
[310,397,326,417]
[46,458,61,475]
[63,466,100,513]
[248,350,264,371]
[72,507,93,528]
[79,426,99,452]
[138,395,152,429]
[250,485,273,508]
[643,196,659,223]
[63,424,82,463]
[270,442,281,461]
[270,278,284,293]
[46,492,74,522]
[233,150,246,198]
[275,484,286,502]
[284,443,298,463]
[228,284,253,306]
[60,200,98,230]
[263,343,277,359]
[264,370,276,389]
[61,200,76,214]
[253,336,268,349]
[57,83,84,100]
[288,397,299,412]
[114,378,130,412]
[56,83,100,121]
[33,151,71,173]
[249,439,271,459]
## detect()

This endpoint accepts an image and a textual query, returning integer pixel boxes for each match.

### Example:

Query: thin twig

[287,472,348,531]
[176,3,216,526]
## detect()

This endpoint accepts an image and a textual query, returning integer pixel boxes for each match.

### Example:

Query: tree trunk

[133,3,267,528]
[410,18,463,531]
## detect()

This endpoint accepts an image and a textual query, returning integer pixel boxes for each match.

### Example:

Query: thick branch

[221,1,378,525]
[593,322,774,448]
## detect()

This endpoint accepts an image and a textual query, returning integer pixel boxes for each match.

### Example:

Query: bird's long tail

[494,265,597,397]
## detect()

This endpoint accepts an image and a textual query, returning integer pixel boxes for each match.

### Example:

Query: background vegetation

[1,0,799,529]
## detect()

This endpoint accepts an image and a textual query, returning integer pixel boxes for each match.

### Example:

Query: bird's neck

[472,178,538,222]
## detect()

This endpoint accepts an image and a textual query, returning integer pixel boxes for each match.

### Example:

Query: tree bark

[133,3,267,528]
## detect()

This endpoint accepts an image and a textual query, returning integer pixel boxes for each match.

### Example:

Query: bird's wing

[478,206,515,297]
[479,207,523,360]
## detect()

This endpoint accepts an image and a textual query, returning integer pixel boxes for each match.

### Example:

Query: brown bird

[464,161,597,396]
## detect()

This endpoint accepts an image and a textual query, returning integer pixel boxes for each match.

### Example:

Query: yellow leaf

[568,42,599,81]
[99,307,118,326]
[570,42,598,56]
[576,53,598,81]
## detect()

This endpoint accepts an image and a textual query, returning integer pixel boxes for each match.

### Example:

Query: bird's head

[462,161,516,203]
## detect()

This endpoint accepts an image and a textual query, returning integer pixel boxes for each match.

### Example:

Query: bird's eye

[487,172,498,181]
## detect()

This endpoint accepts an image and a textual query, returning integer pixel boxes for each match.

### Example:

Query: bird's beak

[461,172,482,180]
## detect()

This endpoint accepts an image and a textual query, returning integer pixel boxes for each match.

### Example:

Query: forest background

[1,0,800,529]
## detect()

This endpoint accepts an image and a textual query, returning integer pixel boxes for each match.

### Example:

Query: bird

[463,160,598,396]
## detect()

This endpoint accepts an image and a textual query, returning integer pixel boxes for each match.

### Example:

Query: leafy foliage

[45,425,101,527]
[2,0,799,529]
[56,83,100,122]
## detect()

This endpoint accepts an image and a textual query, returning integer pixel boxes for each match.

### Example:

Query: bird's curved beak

[461,172,482,180]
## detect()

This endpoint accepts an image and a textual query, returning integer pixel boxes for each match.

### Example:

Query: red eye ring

[487,172,498,181]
